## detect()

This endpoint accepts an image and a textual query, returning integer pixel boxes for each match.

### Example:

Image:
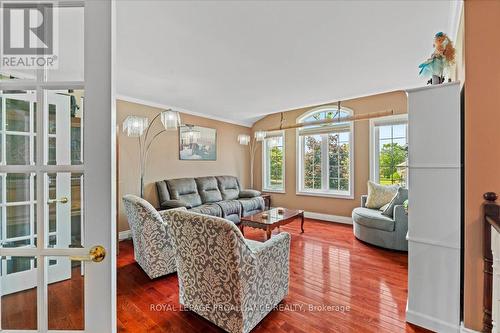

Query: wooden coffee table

[240,208,304,240]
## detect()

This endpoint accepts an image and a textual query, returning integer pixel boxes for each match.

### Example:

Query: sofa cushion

[352,207,395,232]
[239,189,261,198]
[189,203,222,217]
[239,197,265,216]
[382,187,408,218]
[216,176,241,200]
[365,181,399,209]
[195,176,223,203]
[166,178,202,208]
[217,200,242,217]
[156,180,170,205]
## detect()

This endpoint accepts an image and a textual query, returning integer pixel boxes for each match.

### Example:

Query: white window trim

[295,106,355,199]
[262,130,285,193]
[369,114,408,184]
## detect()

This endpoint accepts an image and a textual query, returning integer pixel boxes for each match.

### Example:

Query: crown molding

[116,94,253,128]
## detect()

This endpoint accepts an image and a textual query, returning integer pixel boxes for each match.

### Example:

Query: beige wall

[117,100,251,232]
[251,91,407,217]
[464,0,500,330]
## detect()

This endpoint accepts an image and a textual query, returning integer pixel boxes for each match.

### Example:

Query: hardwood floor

[1,266,84,330]
[117,219,432,333]
[0,219,431,332]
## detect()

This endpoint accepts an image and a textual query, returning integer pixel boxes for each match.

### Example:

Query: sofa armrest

[393,205,408,231]
[361,195,368,208]
[160,199,192,210]
[239,189,261,198]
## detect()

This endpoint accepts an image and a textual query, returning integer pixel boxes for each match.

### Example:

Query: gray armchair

[164,208,290,333]
[122,195,177,278]
[352,194,408,251]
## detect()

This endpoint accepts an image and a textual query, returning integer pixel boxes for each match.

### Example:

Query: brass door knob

[47,197,69,204]
[70,245,106,263]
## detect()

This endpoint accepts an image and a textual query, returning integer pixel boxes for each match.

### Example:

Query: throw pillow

[379,203,390,212]
[365,181,399,209]
[382,187,409,218]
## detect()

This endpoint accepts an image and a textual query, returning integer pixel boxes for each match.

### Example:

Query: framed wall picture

[179,125,217,160]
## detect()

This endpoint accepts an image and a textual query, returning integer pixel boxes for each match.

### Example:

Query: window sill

[262,189,286,194]
[296,190,354,200]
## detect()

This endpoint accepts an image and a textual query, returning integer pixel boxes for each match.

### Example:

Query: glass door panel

[46,6,84,82]
[0,172,37,290]
[46,173,84,249]
[47,257,84,330]
[1,91,37,166]
[45,90,84,166]
[0,255,38,330]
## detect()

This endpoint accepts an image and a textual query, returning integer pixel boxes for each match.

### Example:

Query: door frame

[0,1,116,332]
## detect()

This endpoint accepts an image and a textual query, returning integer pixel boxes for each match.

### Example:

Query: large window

[371,116,408,186]
[297,107,354,198]
[262,131,285,192]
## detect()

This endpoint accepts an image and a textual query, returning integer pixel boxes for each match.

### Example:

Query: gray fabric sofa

[164,208,290,333]
[156,175,265,224]
[352,195,408,251]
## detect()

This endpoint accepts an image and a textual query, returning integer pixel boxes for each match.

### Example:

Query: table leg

[266,228,272,240]
[301,212,305,233]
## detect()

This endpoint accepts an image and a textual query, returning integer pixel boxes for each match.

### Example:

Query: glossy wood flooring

[1,266,84,330]
[117,219,432,333]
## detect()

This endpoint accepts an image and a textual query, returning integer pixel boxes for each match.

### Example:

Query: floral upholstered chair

[164,209,291,333]
[122,195,177,279]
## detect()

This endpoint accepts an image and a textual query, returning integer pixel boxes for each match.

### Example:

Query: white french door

[0,92,74,296]
[0,1,115,333]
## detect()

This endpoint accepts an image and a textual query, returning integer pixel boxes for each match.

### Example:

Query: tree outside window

[303,135,322,190]
[374,122,408,186]
[263,133,284,191]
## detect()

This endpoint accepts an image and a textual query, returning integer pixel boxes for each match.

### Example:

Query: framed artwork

[179,125,217,160]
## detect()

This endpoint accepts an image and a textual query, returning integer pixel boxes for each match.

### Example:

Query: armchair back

[164,209,290,333]
[122,194,177,278]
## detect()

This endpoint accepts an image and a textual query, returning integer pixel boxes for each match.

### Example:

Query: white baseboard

[406,309,460,333]
[460,323,480,333]
[304,211,352,225]
[118,212,351,241]
[119,230,132,241]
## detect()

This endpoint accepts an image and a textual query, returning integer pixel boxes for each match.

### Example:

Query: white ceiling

[116,0,461,127]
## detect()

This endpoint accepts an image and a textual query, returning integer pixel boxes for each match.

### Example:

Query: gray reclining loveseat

[156,175,264,224]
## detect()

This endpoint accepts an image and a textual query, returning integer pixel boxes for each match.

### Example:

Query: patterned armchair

[122,195,177,279]
[164,209,291,333]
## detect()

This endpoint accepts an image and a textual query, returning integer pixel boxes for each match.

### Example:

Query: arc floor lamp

[122,109,181,198]
[238,130,268,189]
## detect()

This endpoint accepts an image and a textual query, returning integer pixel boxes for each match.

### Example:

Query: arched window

[296,106,354,198]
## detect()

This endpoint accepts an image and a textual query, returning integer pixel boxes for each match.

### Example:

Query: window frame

[262,130,285,193]
[369,114,408,186]
[296,106,355,199]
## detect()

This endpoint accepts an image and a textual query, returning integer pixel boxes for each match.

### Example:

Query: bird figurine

[418,32,456,84]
